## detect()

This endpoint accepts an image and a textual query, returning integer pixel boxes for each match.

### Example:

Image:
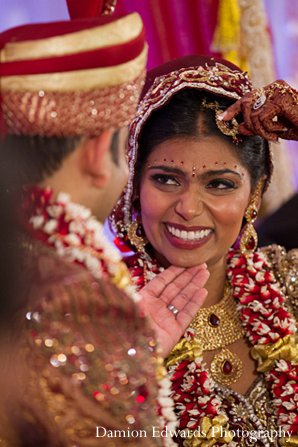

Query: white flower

[255,272,265,282]
[279,412,289,422]
[281,383,295,396]
[57,192,70,204]
[254,260,264,270]
[159,378,172,396]
[282,400,296,410]
[287,413,297,423]
[66,247,85,262]
[64,234,81,246]
[197,396,210,404]
[204,378,213,390]
[44,219,58,234]
[270,332,280,341]
[252,321,270,334]
[159,397,175,407]
[274,398,282,405]
[272,296,281,308]
[85,219,100,231]
[69,221,85,236]
[85,255,101,277]
[47,205,63,218]
[248,300,267,313]
[30,215,44,229]
[175,403,186,412]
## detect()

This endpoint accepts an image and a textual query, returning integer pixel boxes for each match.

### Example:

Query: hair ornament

[201,98,239,142]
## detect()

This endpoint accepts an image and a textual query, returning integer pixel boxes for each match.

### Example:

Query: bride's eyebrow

[147,165,185,175]
[201,169,241,179]
[147,165,242,179]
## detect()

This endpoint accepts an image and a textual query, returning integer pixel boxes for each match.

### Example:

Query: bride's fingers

[176,288,208,327]
[165,271,208,314]
[143,264,208,304]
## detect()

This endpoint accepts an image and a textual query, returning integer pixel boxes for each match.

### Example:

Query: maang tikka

[240,180,263,257]
[201,98,239,142]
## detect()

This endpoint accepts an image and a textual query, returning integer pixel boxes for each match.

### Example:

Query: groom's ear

[81,130,113,188]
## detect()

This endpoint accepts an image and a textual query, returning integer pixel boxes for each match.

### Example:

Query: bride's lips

[163,222,213,250]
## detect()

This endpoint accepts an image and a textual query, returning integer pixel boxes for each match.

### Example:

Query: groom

[0,7,208,445]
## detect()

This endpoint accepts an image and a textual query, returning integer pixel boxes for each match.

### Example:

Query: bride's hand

[220,80,298,142]
[138,264,209,357]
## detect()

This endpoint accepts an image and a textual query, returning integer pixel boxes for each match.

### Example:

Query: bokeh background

[1,0,298,212]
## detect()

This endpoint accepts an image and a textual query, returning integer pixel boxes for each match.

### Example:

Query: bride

[110,55,298,446]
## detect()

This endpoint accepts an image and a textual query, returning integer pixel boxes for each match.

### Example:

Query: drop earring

[126,220,147,252]
[239,180,263,257]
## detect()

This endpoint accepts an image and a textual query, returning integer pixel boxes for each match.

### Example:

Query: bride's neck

[203,257,228,307]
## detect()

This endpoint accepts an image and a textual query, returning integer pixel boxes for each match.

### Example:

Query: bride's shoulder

[259,244,298,318]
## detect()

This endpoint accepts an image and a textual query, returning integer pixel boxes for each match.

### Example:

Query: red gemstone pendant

[222,360,233,375]
[209,313,220,327]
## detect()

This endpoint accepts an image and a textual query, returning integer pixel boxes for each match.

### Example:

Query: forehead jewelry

[201,98,239,142]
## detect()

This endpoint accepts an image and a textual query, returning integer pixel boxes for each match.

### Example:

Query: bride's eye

[151,174,180,186]
[206,178,236,190]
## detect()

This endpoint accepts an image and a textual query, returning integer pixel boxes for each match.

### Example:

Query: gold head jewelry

[190,281,245,386]
[201,98,239,140]
[240,179,264,257]
[126,220,147,252]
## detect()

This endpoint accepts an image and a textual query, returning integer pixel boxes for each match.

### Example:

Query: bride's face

[139,135,252,269]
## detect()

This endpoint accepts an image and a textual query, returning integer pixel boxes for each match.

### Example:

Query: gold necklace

[190,282,245,386]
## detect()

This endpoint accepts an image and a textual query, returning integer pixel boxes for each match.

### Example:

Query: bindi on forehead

[147,158,246,177]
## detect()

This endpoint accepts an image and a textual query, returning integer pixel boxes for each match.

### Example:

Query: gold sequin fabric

[214,377,278,447]
[260,244,298,319]
[2,73,145,137]
[0,241,162,446]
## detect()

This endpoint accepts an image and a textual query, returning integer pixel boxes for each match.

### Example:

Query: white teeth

[166,225,212,241]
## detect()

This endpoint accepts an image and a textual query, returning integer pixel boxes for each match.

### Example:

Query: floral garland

[22,186,177,444]
[123,247,298,446]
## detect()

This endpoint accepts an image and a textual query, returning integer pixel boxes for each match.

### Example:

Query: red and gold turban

[0,11,147,137]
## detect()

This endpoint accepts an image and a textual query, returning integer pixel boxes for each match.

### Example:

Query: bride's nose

[174,188,204,221]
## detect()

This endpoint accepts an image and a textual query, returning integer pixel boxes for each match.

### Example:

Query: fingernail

[217,112,227,121]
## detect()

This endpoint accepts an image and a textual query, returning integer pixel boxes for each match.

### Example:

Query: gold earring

[239,205,258,257]
[126,221,147,252]
[239,181,263,257]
